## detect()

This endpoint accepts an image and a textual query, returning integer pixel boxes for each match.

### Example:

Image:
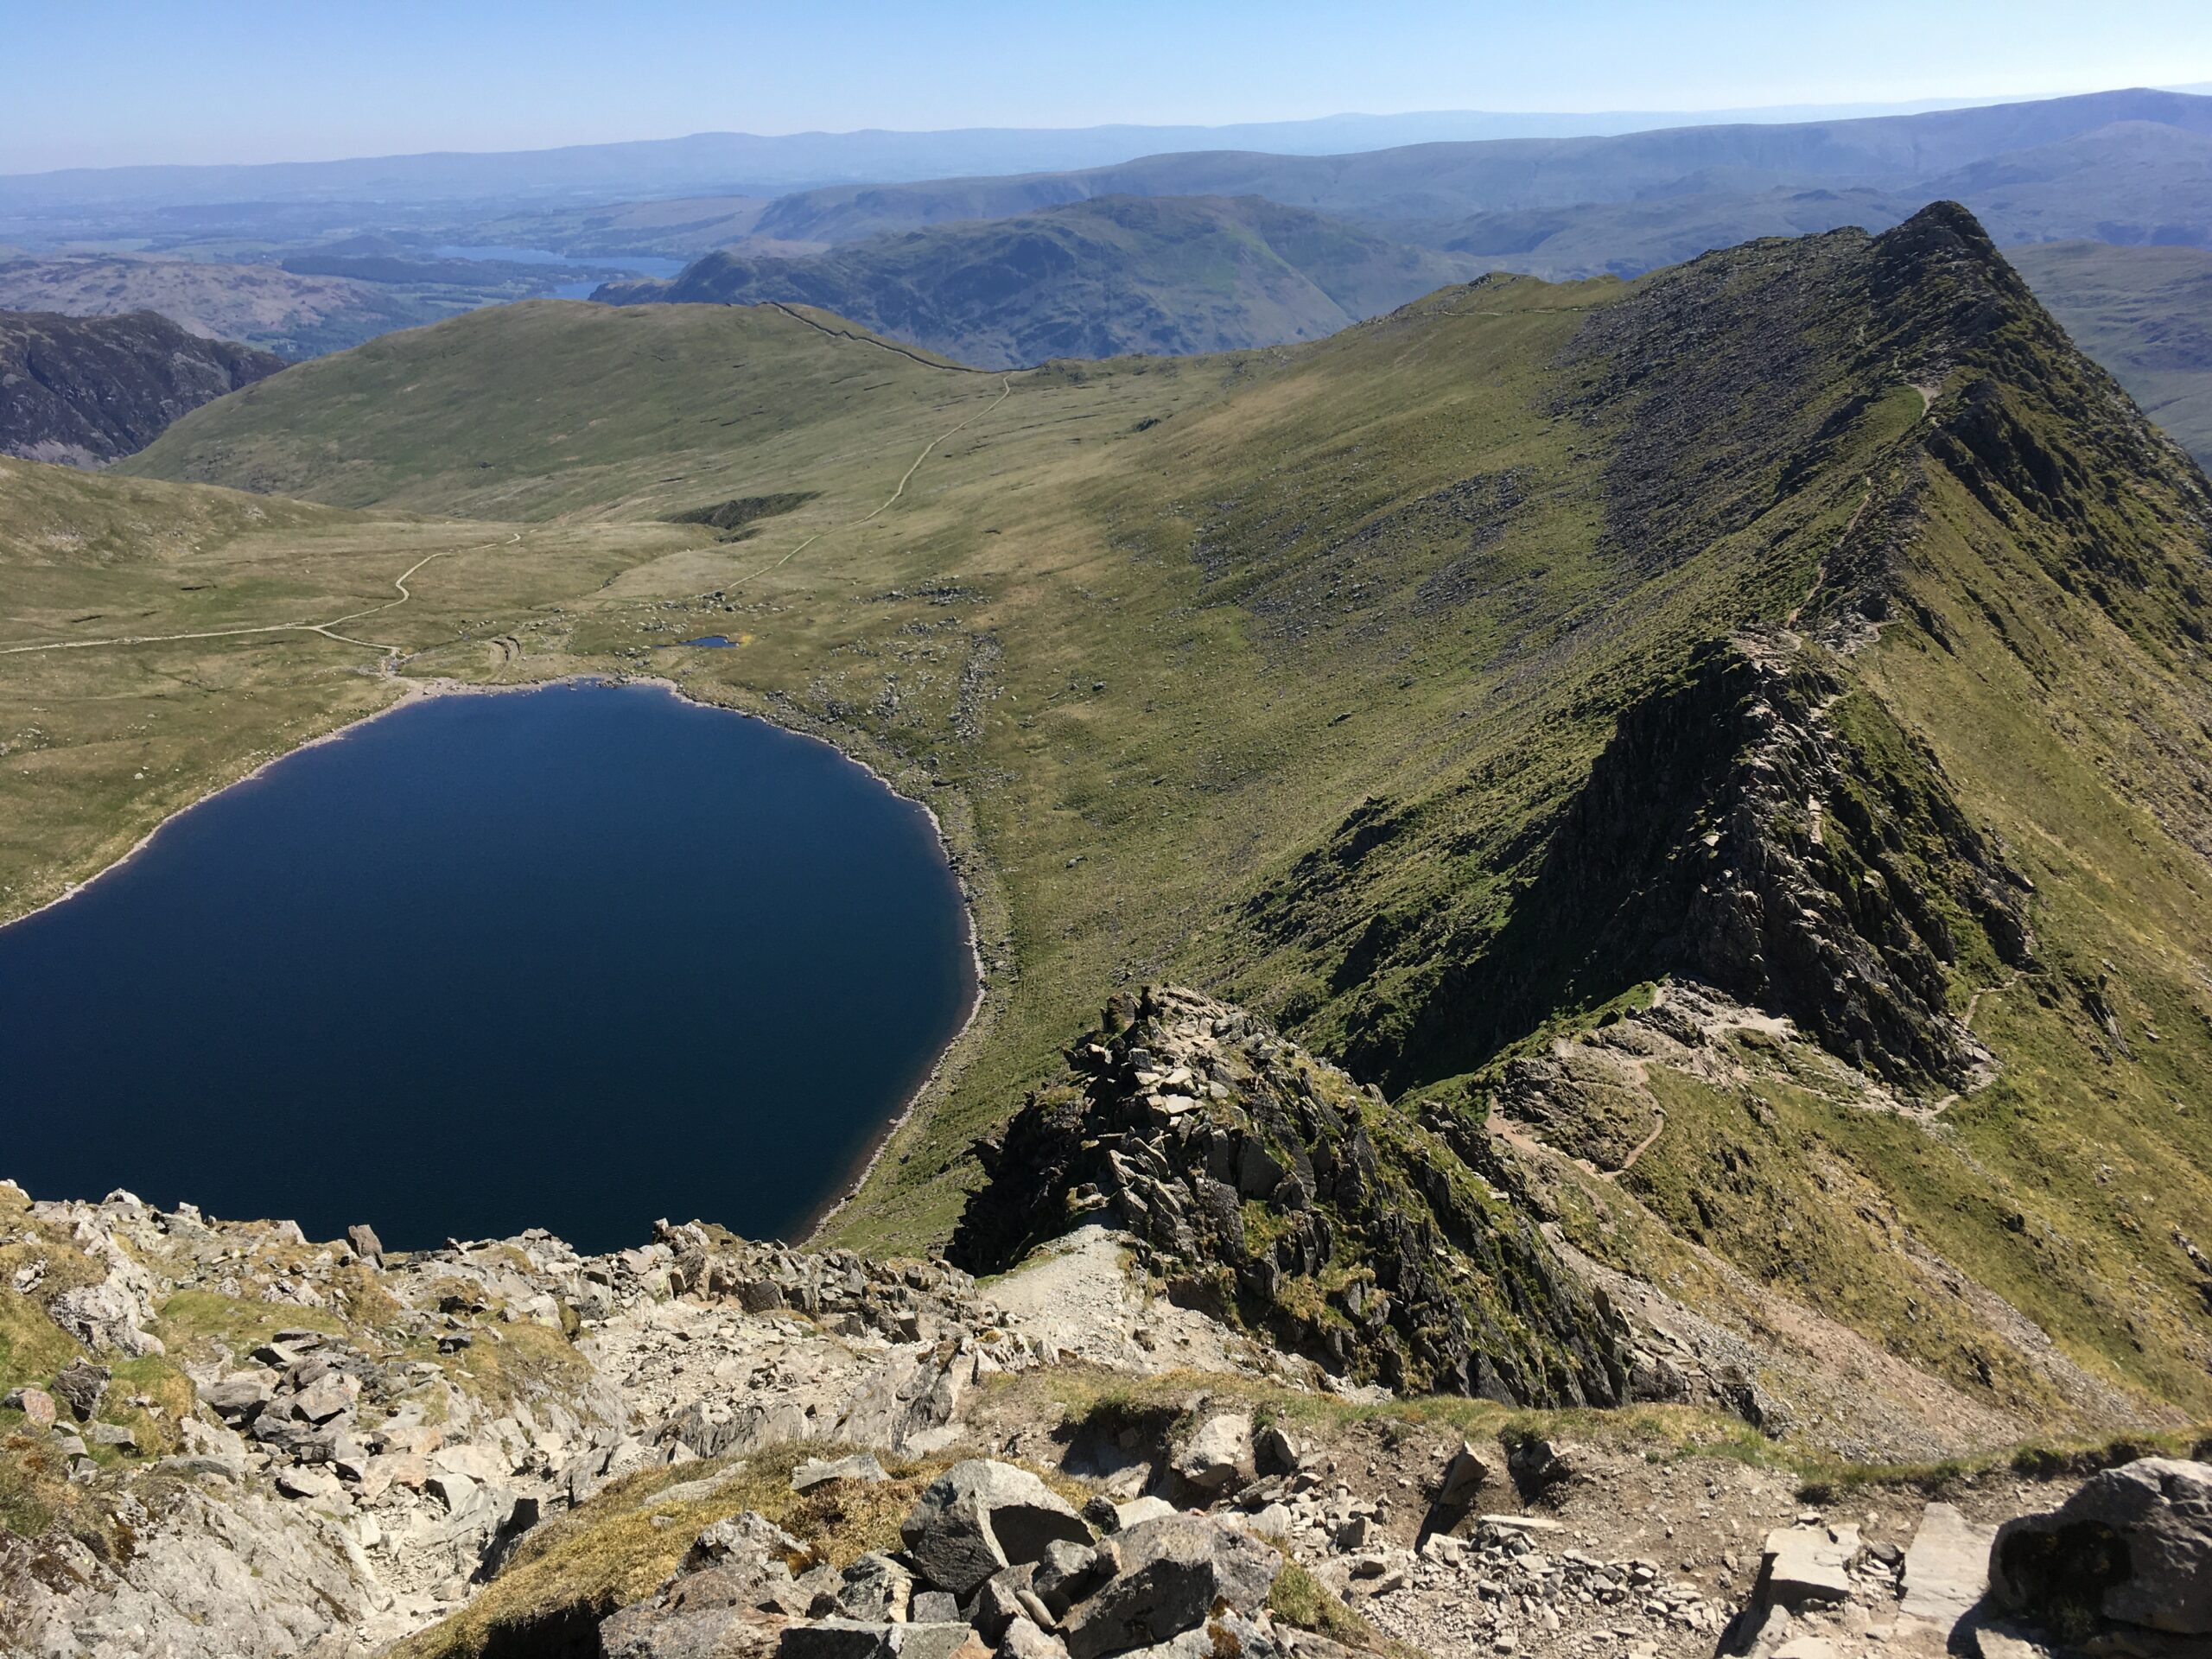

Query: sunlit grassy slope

[12,205,2202,1437]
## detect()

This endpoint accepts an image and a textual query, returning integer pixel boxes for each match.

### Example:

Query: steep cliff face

[0,308,283,466]
[1370,633,2035,1093]
[954,986,1629,1406]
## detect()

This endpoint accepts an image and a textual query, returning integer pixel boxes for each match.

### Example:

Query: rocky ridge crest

[954,986,1629,1405]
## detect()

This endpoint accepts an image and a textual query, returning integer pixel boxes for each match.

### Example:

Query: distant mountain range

[0,94,2040,214]
[597,195,1482,366]
[741,89,2212,248]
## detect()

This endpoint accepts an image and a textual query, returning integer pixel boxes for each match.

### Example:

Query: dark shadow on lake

[0,682,976,1252]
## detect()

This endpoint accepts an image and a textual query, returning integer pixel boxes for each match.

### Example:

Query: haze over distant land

[0,97,2078,213]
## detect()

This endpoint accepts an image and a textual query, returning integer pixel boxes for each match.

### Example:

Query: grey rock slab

[900,1460,1092,1597]
[199,1374,272,1421]
[1758,1524,1860,1611]
[275,1465,342,1502]
[1478,1514,1565,1533]
[1059,1515,1280,1659]
[1989,1457,2212,1636]
[1900,1501,1995,1625]
[1001,1616,1071,1659]
[911,1592,961,1624]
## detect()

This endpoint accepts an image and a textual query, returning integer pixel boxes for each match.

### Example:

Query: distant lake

[0,683,975,1253]
[431,245,686,299]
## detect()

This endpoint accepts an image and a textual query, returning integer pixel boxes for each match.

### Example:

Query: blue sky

[3,0,2209,172]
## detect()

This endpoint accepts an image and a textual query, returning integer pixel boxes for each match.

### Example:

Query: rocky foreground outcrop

[2,1164,2207,1659]
[0,1183,1077,1656]
[0,308,283,466]
[953,986,1629,1404]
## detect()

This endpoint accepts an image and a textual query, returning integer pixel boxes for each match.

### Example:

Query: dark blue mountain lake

[0,682,976,1253]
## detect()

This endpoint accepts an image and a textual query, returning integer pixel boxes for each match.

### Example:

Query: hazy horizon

[6,0,2209,175]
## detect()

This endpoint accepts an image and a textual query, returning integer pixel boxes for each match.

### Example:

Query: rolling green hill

[29,202,2212,1450]
[596,195,1481,367]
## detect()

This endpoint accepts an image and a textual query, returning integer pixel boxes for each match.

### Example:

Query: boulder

[1758,1525,1860,1611]
[690,1511,812,1577]
[1437,1440,1496,1508]
[276,1465,342,1502]
[1988,1458,2212,1637]
[835,1554,915,1624]
[49,1279,163,1357]
[346,1224,385,1264]
[1253,1424,1300,1479]
[1172,1414,1253,1496]
[899,1461,1092,1597]
[1058,1515,1281,1659]
[198,1374,272,1422]
[1033,1540,1104,1617]
[292,1376,357,1425]
[3,1385,56,1429]
[52,1359,109,1421]
[1113,1498,1177,1532]
[910,1592,960,1624]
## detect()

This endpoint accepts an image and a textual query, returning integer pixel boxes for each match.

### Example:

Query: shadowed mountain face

[596,195,1481,367]
[0,308,283,466]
